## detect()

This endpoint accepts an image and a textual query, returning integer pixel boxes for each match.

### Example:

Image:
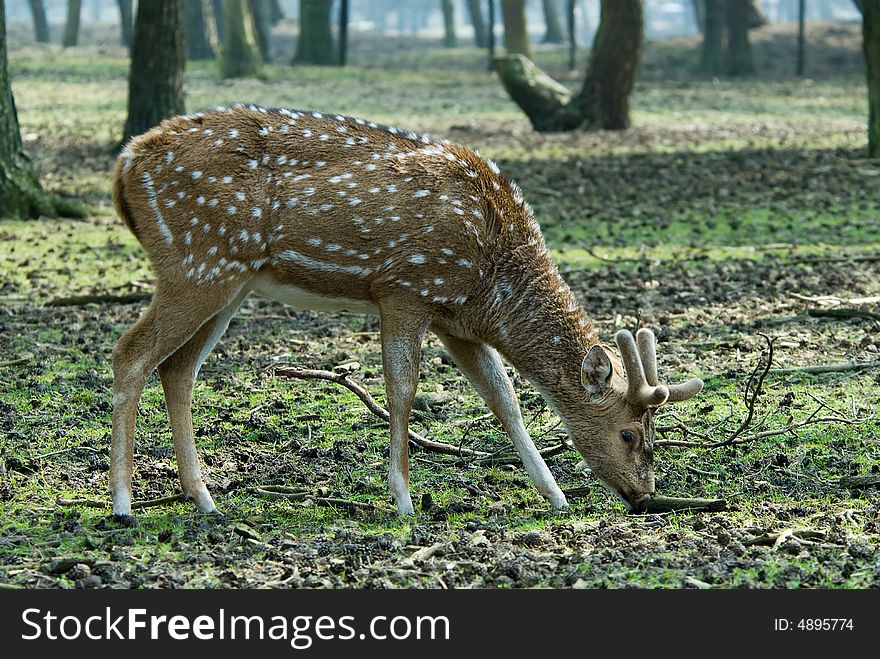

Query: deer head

[575,328,703,511]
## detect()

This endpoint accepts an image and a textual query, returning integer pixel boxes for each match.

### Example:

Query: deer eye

[621,430,637,443]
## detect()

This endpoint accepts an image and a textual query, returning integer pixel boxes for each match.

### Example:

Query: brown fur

[109,105,702,517]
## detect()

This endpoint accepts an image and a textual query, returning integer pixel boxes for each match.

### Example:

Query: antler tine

[637,328,704,404]
[635,328,659,386]
[615,330,668,409]
[667,378,704,403]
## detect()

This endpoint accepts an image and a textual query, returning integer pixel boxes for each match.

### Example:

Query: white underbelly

[252,277,379,315]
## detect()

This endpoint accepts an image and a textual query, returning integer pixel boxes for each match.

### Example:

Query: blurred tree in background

[466,0,489,47]
[27,0,49,43]
[502,0,531,56]
[249,0,272,61]
[293,0,336,65]
[542,0,565,43]
[117,0,133,48]
[860,0,879,157]
[496,0,644,131]
[220,0,263,77]
[698,0,759,75]
[0,0,79,218]
[122,0,185,141]
[441,0,457,48]
[62,0,81,47]
[185,0,217,60]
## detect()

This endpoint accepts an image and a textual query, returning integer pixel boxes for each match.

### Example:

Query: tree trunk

[748,0,767,27]
[269,0,283,23]
[441,0,457,47]
[185,0,216,59]
[862,1,880,157]
[117,0,133,48]
[1,0,56,218]
[542,0,565,43]
[248,0,272,61]
[494,0,644,132]
[574,0,644,129]
[338,0,348,66]
[501,0,531,57]
[466,0,488,47]
[796,0,805,75]
[28,0,50,43]
[62,0,82,48]
[220,0,263,77]
[123,0,186,142]
[700,0,724,73]
[212,0,225,39]
[693,0,705,33]
[725,0,754,75]
[567,0,577,70]
[292,0,336,65]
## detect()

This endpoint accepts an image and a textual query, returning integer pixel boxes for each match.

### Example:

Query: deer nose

[628,492,653,513]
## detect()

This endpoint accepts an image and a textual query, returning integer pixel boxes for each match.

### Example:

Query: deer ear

[581,345,613,402]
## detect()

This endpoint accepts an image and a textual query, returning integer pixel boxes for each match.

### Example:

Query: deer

[109,104,703,519]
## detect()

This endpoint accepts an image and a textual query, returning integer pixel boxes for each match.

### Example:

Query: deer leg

[156,288,250,514]
[379,306,430,515]
[110,285,244,518]
[436,333,568,509]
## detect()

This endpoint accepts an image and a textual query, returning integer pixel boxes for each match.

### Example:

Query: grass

[0,22,879,589]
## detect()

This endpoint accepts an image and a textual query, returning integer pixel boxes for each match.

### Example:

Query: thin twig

[722,334,774,447]
[656,337,872,449]
[270,365,488,458]
[807,308,880,323]
[249,488,380,511]
[44,292,152,307]
[767,361,880,376]
[34,446,103,461]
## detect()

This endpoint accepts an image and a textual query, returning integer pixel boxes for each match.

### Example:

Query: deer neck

[479,251,599,425]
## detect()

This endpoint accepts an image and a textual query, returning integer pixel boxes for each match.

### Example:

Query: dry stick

[743,529,829,547]
[656,414,867,449]
[838,475,880,489]
[656,337,873,449]
[44,292,152,307]
[807,308,880,323]
[249,488,379,511]
[562,487,727,513]
[767,361,880,376]
[56,493,189,510]
[271,366,488,458]
[0,356,33,367]
[724,333,775,447]
[786,254,880,265]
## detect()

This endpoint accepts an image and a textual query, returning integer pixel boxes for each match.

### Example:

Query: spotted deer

[110,104,703,518]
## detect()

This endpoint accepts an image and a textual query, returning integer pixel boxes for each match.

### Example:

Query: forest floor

[1,21,879,589]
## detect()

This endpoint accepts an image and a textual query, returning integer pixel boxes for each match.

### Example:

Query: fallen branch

[270,365,488,458]
[249,487,380,511]
[790,293,880,307]
[838,475,880,489]
[55,498,105,509]
[642,495,728,514]
[132,494,188,509]
[562,487,728,513]
[656,337,873,449]
[786,254,880,265]
[743,528,830,547]
[767,361,880,376]
[475,443,567,465]
[807,308,880,323]
[45,292,152,307]
[0,356,33,367]
[56,493,188,510]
